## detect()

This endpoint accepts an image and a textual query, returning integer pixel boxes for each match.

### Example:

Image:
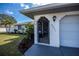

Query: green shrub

[18,22,34,53]
[25,22,34,39]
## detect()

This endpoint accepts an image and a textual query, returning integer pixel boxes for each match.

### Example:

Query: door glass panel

[37,17,49,44]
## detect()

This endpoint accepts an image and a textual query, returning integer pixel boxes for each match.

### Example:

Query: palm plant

[0,14,17,32]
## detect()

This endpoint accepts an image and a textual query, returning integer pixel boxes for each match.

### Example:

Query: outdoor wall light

[53,16,56,22]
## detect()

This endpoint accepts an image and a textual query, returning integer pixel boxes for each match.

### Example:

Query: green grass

[0,33,26,56]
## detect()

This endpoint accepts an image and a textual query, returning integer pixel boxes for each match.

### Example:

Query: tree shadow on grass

[0,37,23,56]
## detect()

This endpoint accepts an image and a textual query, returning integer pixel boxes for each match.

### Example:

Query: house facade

[21,3,79,48]
[14,23,26,33]
[0,28,6,33]
[0,23,26,33]
[0,25,12,33]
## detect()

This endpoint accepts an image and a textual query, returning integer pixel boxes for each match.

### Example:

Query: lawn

[0,33,26,56]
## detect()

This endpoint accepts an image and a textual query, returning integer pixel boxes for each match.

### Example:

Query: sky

[0,3,48,23]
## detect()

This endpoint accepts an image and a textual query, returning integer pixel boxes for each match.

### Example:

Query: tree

[0,14,17,32]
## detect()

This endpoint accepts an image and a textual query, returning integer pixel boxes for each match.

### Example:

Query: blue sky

[0,3,36,23]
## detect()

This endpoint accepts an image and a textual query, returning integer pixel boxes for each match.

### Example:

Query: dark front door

[37,17,49,44]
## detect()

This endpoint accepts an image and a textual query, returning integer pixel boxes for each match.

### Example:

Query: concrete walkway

[24,44,79,56]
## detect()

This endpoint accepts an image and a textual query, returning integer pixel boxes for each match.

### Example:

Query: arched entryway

[37,17,50,44]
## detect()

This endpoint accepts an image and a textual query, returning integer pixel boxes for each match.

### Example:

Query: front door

[37,17,49,44]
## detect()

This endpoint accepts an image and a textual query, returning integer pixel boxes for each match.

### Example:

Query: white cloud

[32,3,49,6]
[6,10,14,15]
[19,1,51,9]
[19,0,53,9]
[24,5,30,9]
[32,3,40,7]
[20,3,30,9]
[31,3,50,8]
[20,3,25,7]
[19,0,52,9]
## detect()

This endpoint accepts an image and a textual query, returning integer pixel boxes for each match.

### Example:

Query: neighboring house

[0,25,15,33]
[0,23,27,33]
[14,23,26,33]
[21,3,79,55]
[0,25,7,33]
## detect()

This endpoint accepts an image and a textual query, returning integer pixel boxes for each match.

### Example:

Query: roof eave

[20,3,79,19]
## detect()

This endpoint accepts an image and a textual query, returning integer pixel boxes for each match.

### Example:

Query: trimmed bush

[18,22,34,54]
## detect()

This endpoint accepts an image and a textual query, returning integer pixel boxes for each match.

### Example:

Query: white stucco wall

[34,11,79,47]
[0,27,14,33]
[0,28,6,32]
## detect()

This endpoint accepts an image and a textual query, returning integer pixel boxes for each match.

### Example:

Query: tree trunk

[5,25,8,33]
[8,25,11,33]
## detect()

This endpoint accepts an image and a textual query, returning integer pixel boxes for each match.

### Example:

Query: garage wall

[34,11,79,47]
